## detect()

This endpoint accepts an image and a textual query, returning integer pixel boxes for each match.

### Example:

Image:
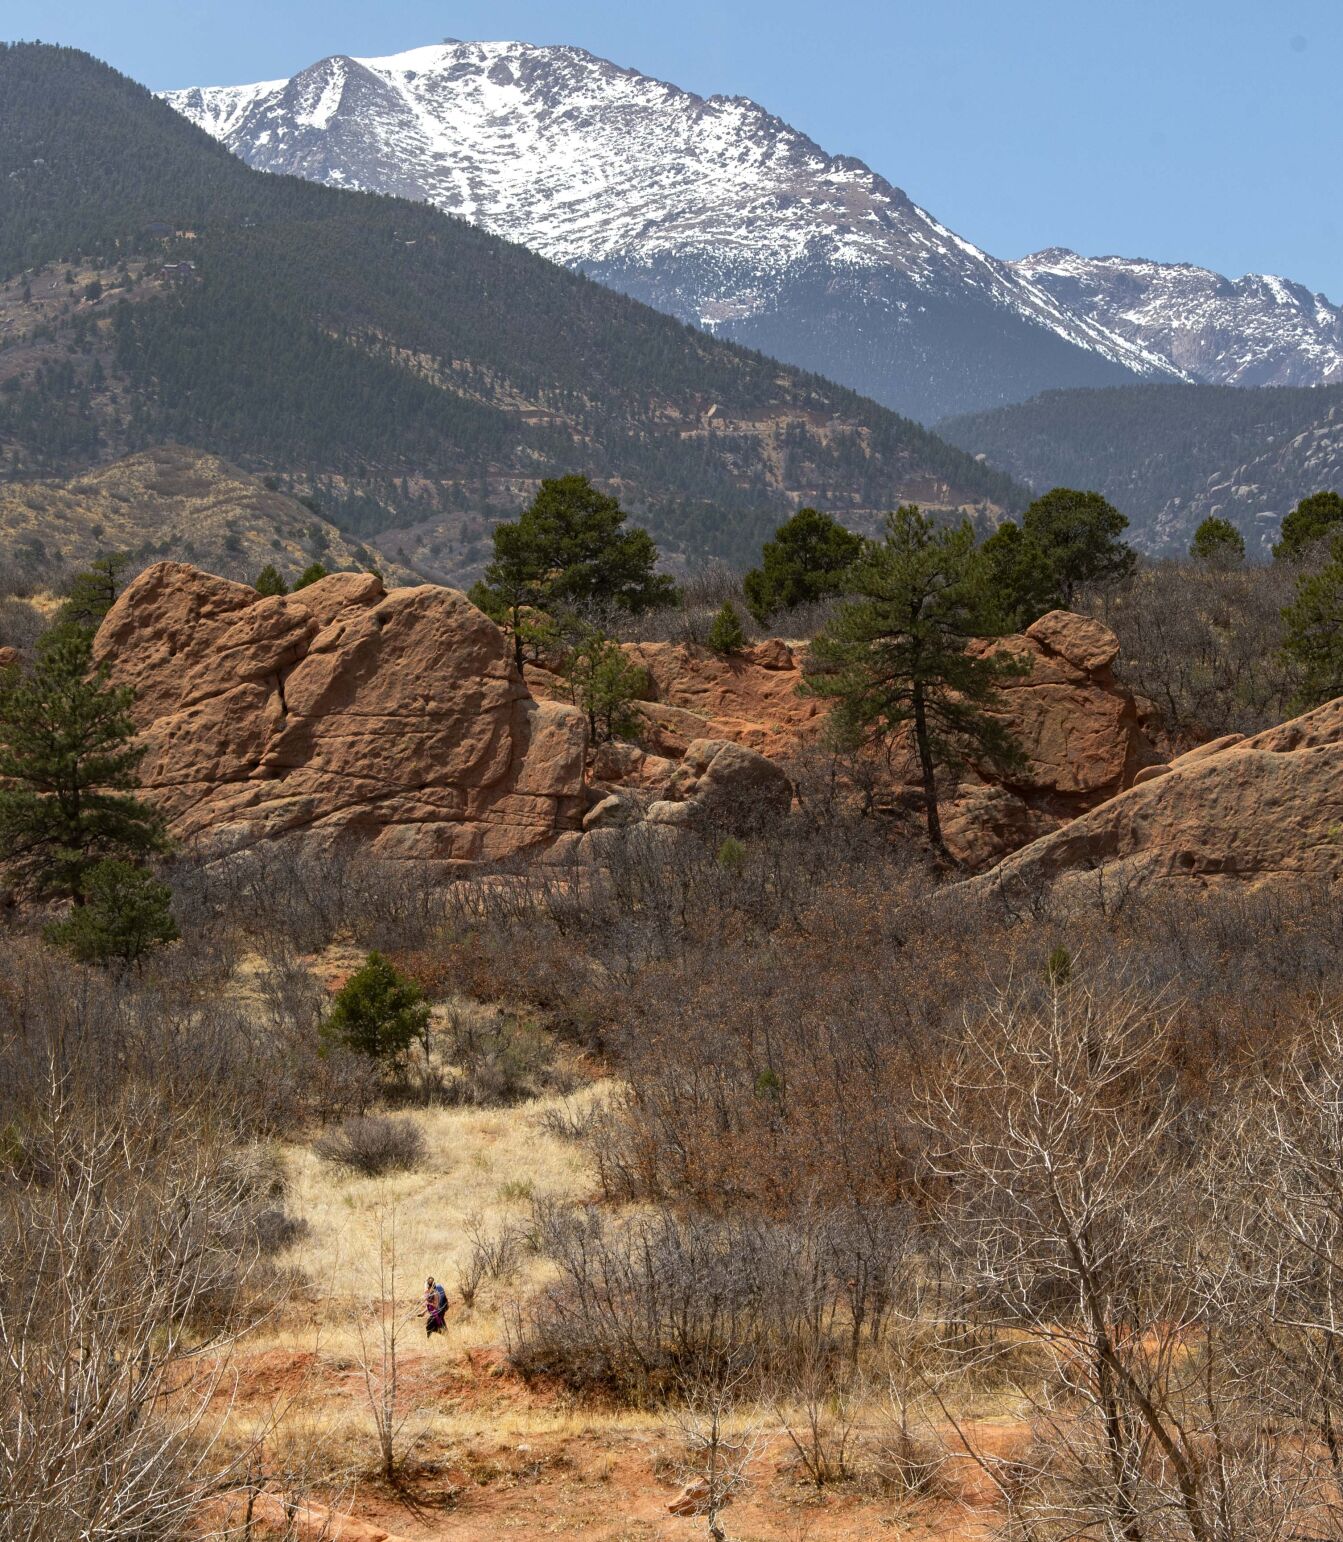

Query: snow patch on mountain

[1013,249,1343,388]
[164,43,1172,381]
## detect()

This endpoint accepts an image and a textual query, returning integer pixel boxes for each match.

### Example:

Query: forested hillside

[940,381,1343,553]
[0,43,1020,568]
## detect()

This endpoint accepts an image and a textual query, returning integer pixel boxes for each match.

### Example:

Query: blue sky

[25,0,1343,299]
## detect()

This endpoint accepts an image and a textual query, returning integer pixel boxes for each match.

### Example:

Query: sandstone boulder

[0,646,19,672]
[976,696,1343,898]
[882,611,1161,869]
[93,563,588,867]
[667,1477,730,1518]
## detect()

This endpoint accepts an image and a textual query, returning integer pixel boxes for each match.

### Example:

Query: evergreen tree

[1020,488,1135,604]
[742,508,862,624]
[564,633,650,744]
[1190,516,1246,565]
[706,601,747,655]
[58,552,130,630]
[972,519,1060,633]
[473,476,678,666]
[1281,534,1343,706]
[0,625,167,902]
[293,562,328,590]
[322,951,431,1065]
[254,563,288,596]
[803,506,1025,851]
[44,857,177,966]
[1275,491,1343,562]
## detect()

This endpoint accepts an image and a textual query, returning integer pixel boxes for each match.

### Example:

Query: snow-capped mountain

[1012,249,1343,389]
[165,41,1177,424]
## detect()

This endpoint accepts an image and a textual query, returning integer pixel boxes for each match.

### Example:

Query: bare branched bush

[454,1212,525,1309]
[0,1071,280,1538]
[442,1007,563,1106]
[508,1200,918,1404]
[1083,559,1302,747]
[667,1355,762,1541]
[314,1115,425,1177]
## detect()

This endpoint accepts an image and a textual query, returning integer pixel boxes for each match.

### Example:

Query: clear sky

[23,0,1343,300]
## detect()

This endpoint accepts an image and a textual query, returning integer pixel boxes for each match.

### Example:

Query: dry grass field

[207,1067,1023,1542]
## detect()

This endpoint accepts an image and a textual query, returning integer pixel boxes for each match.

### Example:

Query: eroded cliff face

[93,563,588,867]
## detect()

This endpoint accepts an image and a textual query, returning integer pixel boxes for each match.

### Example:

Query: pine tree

[322,951,431,1065]
[1190,516,1245,565]
[58,552,130,630]
[972,519,1060,633]
[254,563,288,596]
[1275,491,1343,562]
[473,476,677,666]
[564,633,650,744]
[1020,488,1135,604]
[294,562,328,590]
[742,508,862,624]
[1281,534,1343,707]
[706,601,747,655]
[0,625,167,902]
[44,858,178,965]
[803,506,1025,851]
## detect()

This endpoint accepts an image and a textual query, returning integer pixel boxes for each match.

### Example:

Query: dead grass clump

[314,1115,425,1177]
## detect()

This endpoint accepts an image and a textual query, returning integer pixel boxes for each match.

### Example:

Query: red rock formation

[534,610,1160,869]
[977,696,1343,897]
[0,646,19,672]
[933,610,1162,867]
[93,563,587,867]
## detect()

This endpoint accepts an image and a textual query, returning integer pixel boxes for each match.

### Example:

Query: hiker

[423,1275,447,1337]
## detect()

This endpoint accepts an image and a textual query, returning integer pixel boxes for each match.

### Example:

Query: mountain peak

[165,40,1340,416]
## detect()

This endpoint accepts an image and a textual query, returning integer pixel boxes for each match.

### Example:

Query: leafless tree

[668,1355,762,1541]
[922,980,1310,1542]
[351,1205,419,1483]
[0,1067,264,1541]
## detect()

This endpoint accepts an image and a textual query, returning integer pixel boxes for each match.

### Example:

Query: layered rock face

[90,569,1170,874]
[93,563,588,865]
[977,697,1343,898]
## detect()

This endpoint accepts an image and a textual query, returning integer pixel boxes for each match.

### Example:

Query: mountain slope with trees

[0,42,1020,570]
[940,382,1343,555]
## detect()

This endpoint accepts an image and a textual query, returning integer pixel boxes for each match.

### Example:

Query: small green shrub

[706,601,746,654]
[1045,945,1072,988]
[322,951,431,1065]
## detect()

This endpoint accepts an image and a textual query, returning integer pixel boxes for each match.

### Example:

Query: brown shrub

[313,1115,425,1177]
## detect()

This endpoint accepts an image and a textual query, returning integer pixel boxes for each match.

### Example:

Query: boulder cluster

[76,562,1343,895]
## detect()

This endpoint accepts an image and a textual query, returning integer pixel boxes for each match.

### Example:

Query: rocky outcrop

[977,696,1343,898]
[93,563,587,867]
[528,638,825,765]
[534,611,1160,870]
[897,610,1161,868]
